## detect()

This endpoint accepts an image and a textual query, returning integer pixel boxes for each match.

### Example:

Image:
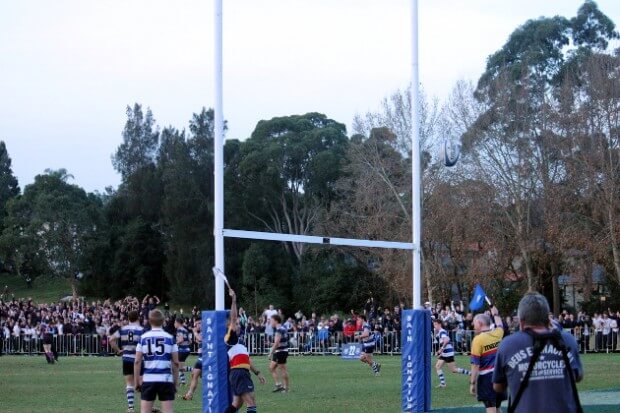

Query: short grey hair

[474,314,492,327]
[517,292,550,327]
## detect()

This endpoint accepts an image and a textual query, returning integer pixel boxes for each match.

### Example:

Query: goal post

[204,1,430,412]
[223,229,415,250]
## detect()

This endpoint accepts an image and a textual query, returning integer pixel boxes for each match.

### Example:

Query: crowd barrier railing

[0,329,617,356]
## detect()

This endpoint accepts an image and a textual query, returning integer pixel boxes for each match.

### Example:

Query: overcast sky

[2,0,619,192]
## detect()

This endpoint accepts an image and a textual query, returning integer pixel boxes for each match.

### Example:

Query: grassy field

[1,354,619,413]
[0,273,73,303]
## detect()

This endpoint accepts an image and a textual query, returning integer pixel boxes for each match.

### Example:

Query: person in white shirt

[593,314,603,351]
[610,315,618,352]
[12,322,21,338]
[602,313,612,352]
[23,324,36,354]
[263,305,277,339]
[12,322,21,353]
[262,305,278,320]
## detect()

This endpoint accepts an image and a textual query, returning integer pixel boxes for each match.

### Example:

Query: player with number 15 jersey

[135,309,179,413]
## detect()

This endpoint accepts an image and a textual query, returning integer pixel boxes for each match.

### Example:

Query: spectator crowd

[0,292,203,356]
[427,300,620,354]
[1,289,618,357]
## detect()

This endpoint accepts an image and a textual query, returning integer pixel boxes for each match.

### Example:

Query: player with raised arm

[110,310,144,413]
[269,314,291,392]
[134,309,179,413]
[434,318,470,388]
[469,305,506,413]
[358,314,381,376]
[224,289,266,413]
[174,318,190,386]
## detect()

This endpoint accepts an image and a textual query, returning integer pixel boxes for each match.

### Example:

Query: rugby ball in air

[442,139,461,167]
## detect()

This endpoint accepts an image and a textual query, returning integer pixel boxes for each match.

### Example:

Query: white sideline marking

[223,229,415,250]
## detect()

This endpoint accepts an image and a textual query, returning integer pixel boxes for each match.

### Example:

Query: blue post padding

[401,309,432,412]
[202,311,230,413]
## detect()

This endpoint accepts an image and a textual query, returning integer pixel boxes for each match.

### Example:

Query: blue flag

[469,284,487,311]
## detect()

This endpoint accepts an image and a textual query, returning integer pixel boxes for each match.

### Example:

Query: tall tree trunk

[550,259,561,314]
[583,258,593,302]
[70,278,78,299]
[254,278,258,318]
[15,254,22,278]
[552,275,560,315]
[520,247,535,290]
[608,206,620,284]
[421,250,433,306]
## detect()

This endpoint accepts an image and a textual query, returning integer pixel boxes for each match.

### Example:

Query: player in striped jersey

[358,315,381,376]
[174,318,190,386]
[134,309,179,413]
[470,306,505,413]
[110,310,144,413]
[224,289,266,413]
[434,319,470,388]
[269,314,290,392]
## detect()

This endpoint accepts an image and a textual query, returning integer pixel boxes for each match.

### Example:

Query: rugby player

[181,357,202,401]
[469,305,505,413]
[268,314,290,392]
[41,318,58,364]
[182,320,202,401]
[110,310,144,413]
[358,314,381,376]
[174,318,191,386]
[134,309,179,413]
[434,318,470,388]
[225,289,266,413]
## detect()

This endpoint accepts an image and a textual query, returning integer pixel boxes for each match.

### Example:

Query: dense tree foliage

[0,170,102,295]
[1,1,619,315]
[0,141,20,231]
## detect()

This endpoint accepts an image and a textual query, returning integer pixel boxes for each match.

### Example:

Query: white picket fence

[1,329,617,356]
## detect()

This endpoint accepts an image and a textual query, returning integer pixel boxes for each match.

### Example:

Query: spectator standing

[0,318,5,356]
[593,313,603,351]
[493,293,583,413]
[343,319,356,343]
[364,297,377,321]
[262,305,277,339]
[610,314,618,352]
[579,314,591,353]
[602,313,611,352]
[238,307,248,333]
[12,321,20,353]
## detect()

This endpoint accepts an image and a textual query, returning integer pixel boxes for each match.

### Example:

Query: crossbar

[223,229,415,250]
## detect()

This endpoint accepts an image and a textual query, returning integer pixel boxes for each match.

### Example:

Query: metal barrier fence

[1,330,617,356]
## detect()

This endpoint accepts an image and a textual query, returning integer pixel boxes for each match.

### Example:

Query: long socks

[437,369,446,386]
[126,386,135,409]
[455,368,471,375]
[180,372,186,385]
[371,361,379,374]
